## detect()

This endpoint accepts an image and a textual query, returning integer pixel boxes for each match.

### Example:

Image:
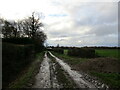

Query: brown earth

[73,57,120,73]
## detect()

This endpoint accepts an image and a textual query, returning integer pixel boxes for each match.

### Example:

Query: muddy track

[32,51,108,89]
[48,52,76,88]
[32,52,75,88]
[48,52,97,88]
[32,53,51,88]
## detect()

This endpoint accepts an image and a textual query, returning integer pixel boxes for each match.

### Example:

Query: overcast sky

[0,0,119,47]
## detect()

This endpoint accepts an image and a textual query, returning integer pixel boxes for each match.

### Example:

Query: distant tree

[57,44,59,48]
[45,43,48,48]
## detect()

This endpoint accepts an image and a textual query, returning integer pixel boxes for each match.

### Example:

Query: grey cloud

[72,2,117,27]
[85,23,117,36]
[45,2,118,46]
[63,34,118,47]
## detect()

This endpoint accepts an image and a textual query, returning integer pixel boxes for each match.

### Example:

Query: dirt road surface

[49,51,96,88]
[32,53,51,88]
[32,51,108,89]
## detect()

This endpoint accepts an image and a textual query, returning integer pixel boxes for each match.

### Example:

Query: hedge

[2,37,34,44]
[68,48,95,58]
[52,48,64,54]
[2,43,35,87]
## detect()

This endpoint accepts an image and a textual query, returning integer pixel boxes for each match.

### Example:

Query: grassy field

[64,49,120,59]
[64,49,68,55]
[52,49,120,88]
[95,49,120,59]
[9,52,44,88]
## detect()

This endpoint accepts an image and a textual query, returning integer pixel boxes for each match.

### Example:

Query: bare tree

[17,20,23,37]
[22,12,43,39]
[35,30,47,45]
[21,19,32,37]
[11,21,18,37]
[2,20,14,38]
[1,20,21,38]
[0,18,4,38]
[1,12,47,48]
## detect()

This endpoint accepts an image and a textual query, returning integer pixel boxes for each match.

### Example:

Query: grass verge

[90,72,120,88]
[8,52,44,88]
[51,51,120,88]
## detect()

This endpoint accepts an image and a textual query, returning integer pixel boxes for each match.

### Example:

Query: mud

[49,55,60,88]
[32,53,51,88]
[49,51,97,88]
[33,51,108,89]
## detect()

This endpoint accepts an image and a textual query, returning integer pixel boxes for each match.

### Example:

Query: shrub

[52,48,64,54]
[68,48,95,58]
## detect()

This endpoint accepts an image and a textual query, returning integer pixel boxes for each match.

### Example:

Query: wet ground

[32,53,51,88]
[32,51,108,89]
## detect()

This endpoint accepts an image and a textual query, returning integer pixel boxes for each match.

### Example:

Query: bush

[2,43,35,87]
[52,48,64,54]
[68,48,95,58]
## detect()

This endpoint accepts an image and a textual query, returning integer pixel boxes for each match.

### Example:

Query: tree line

[0,12,47,47]
[1,12,47,87]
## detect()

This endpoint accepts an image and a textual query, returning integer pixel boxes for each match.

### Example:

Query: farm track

[32,51,108,89]
[32,53,51,88]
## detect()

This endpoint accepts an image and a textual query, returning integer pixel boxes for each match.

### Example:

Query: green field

[64,49,120,60]
[53,49,120,88]
[64,49,68,55]
[95,49,120,59]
